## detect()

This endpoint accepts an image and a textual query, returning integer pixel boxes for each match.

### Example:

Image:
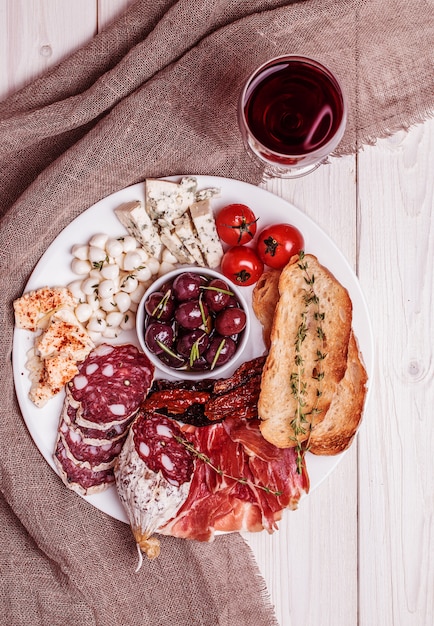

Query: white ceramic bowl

[136,266,250,380]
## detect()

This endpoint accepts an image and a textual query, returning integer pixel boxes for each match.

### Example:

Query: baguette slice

[258,254,353,449]
[308,332,367,455]
[252,268,281,350]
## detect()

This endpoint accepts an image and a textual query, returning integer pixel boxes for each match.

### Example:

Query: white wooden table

[1,2,432,625]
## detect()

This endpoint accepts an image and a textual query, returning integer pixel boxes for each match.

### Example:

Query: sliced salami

[69,343,154,428]
[58,416,127,472]
[54,436,116,496]
[114,412,193,562]
[132,413,194,487]
[62,390,135,445]
[54,343,154,497]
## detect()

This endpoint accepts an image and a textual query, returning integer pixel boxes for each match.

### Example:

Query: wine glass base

[261,159,327,180]
[243,143,329,181]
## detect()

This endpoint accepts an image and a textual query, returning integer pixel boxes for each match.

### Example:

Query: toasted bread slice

[252,269,281,349]
[308,332,367,455]
[258,254,353,449]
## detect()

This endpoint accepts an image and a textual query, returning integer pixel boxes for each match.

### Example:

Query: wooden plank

[357,119,434,625]
[0,0,97,100]
[249,155,359,626]
[97,0,133,31]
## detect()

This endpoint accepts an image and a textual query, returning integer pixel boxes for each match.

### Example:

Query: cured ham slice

[115,410,309,558]
[160,418,309,542]
[53,343,154,496]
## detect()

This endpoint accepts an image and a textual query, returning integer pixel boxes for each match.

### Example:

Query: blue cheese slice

[159,228,195,265]
[195,187,221,202]
[174,213,205,266]
[189,199,224,268]
[114,200,163,260]
[145,178,197,229]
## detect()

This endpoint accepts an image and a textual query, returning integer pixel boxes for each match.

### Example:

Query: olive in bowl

[136,266,250,380]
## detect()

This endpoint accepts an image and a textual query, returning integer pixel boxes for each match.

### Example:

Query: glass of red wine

[238,55,347,179]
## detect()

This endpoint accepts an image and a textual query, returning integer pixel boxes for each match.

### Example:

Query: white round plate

[12,175,374,524]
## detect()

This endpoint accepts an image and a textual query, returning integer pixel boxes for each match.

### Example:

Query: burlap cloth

[0,1,433,624]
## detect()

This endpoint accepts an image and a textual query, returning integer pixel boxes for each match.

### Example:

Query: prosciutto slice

[159,417,309,542]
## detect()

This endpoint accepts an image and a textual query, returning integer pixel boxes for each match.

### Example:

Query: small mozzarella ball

[88,246,107,264]
[114,291,131,313]
[88,330,103,344]
[147,257,161,275]
[87,293,100,311]
[71,258,92,275]
[68,280,85,301]
[88,315,107,333]
[81,277,100,296]
[120,310,136,330]
[100,263,119,281]
[106,238,124,258]
[122,236,138,252]
[123,250,144,271]
[89,233,109,249]
[135,266,152,282]
[75,302,93,323]
[88,268,103,280]
[98,279,116,299]
[71,244,89,261]
[162,248,178,264]
[100,297,117,312]
[130,283,147,304]
[102,326,121,339]
[120,275,138,293]
[158,261,175,276]
[113,254,124,269]
[106,311,124,328]
[136,248,149,262]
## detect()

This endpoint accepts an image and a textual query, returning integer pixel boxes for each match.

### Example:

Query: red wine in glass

[239,56,346,178]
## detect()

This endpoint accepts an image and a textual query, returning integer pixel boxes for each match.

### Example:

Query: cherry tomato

[256,224,304,269]
[220,246,264,286]
[215,204,258,245]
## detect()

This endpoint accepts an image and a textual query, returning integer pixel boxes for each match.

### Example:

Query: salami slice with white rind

[54,437,116,496]
[54,343,154,496]
[58,417,127,472]
[69,343,154,429]
[62,391,136,445]
[114,413,193,563]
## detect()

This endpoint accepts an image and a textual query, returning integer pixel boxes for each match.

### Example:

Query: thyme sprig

[174,435,283,497]
[290,251,327,473]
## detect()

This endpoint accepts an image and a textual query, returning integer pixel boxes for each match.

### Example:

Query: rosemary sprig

[210,338,225,370]
[200,285,234,296]
[156,340,184,362]
[189,333,207,367]
[174,435,283,497]
[152,289,172,319]
[290,251,327,473]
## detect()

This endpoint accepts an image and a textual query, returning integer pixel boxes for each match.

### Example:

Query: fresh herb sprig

[290,251,327,473]
[174,435,283,497]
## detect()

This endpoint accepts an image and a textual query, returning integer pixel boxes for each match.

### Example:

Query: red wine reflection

[244,60,344,157]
